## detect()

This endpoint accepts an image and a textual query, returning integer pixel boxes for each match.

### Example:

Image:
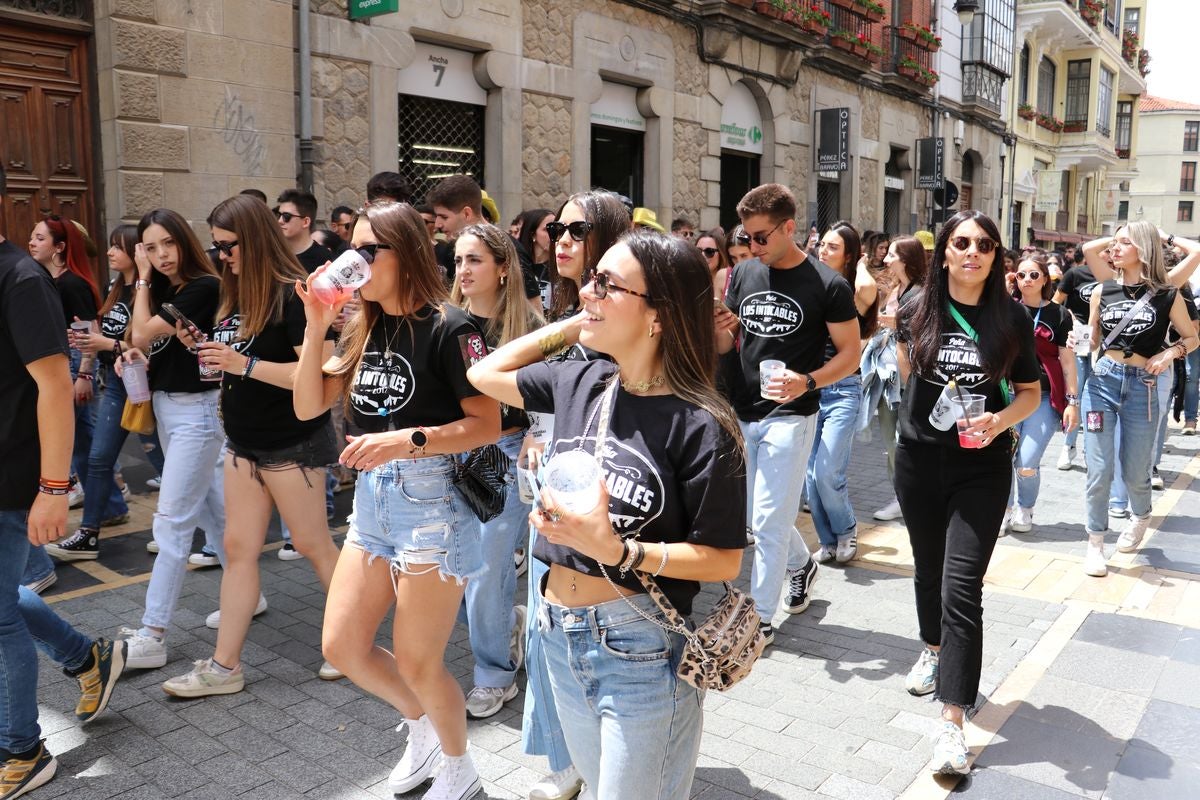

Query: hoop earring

[52,253,65,268]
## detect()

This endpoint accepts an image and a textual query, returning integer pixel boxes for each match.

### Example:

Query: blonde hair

[450,223,542,346]
[1117,221,1170,291]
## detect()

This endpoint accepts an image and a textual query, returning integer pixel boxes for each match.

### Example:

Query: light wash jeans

[1064,354,1093,450]
[143,390,227,631]
[521,544,573,772]
[538,589,702,800]
[1111,366,1172,510]
[741,414,817,621]
[464,430,529,688]
[806,375,862,546]
[1083,358,1160,533]
[1013,391,1060,509]
[1,511,93,755]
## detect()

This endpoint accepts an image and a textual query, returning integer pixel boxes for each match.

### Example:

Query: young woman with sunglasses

[696,229,731,298]
[467,230,747,800]
[895,211,1040,775]
[449,223,543,721]
[119,208,226,669]
[159,195,341,697]
[545,191,631,323]
[516,208,555,312]
[293,201,499,799]
[806,221,876,564]
[1004,252,1078,536]
[1076,222,1199,576]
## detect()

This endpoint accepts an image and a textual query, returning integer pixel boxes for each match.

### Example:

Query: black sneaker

[70,638,126,723]
[45,529,99,561]
[783,558,819,614]
[758,621,775,647]
[0,742,57,799]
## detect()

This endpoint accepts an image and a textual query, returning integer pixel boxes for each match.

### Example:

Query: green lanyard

[947,303,1014,405]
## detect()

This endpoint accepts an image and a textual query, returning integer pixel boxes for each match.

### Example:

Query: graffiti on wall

[214,88,266,177]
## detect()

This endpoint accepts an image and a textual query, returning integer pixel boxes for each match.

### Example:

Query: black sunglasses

[277,211,301,223]
[1016,271,1042,280]
[546,220,594,243]
[949,235,998,254]
[356,243,392,264]
[741,219,787,247]
[699,247,720,258]
[590,272,649,301]
[212,240,239,257]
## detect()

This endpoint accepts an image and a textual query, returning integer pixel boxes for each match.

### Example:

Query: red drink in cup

[311,249,372,306]
[950,394,987,449]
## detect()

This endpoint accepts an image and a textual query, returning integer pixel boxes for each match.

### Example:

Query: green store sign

[350,0,398,19]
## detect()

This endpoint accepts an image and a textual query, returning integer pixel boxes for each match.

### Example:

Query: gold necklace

[380,315,403,360]
[621,375,665,393]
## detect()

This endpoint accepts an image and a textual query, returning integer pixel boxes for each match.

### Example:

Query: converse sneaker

[1084,537,1109,578]
[905,647,938,696]
[205,594,267,629]
[388,716,443,793]
[835,531,857,564]
[22,572,56,596]
[873,498,903,521]
[188,546,220,568]
[528,765,583,800]
[46,529,99,561]
[1117,515,1151,553]
[813,544,836,564]
[0,742,57,799]
[277,543,304,561]
[1009,506,1033,533]
[119,627,167,670]
[930,720,970,775]
[514,548,528,578]
[162,659,244,698]
[1056,444,1076,470]
[318,661,344,681]
[145,476,162,490]
[758,621,775,647]
[1151,468,1164,490]
[423,752,482,800]
[783,558,819,614]
[510,605,527,672]
[71,638,126,723]
[465,684,519,719]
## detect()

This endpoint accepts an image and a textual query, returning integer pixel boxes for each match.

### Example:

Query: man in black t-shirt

[275,189,332,273]
[716,184,859,641]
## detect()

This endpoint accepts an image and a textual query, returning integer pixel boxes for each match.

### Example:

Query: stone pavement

[28,418,1200,800]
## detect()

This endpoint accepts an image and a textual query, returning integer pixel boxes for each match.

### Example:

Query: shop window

[591,126,644,207]
[398,94,485,204]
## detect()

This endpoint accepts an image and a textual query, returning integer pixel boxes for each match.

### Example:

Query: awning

[1029,229,1084,244]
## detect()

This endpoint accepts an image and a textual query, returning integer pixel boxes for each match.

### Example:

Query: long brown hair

[697,228,731,274]
[209,194,308,338]
[450,223,543,346]
[43,215,101,307]
[326,202,448,391]
[826,220,877,337]
[137,208,220,308]
[549,191,631,319]
[100,224,139,317]
[888,236,928,288]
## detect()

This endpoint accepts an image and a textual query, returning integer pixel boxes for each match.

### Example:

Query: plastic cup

[1072,320,1092,356]
[69,320,90,349]
[516,450,541,504]
[759,359,786,399]
[541,450,602,515]
[195,335,222,381]
[950,394,987,449]
[311,249,372,306]
[121,356,152,403]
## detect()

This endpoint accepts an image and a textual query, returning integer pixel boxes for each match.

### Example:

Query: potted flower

[1122,29,1139,65]
[856,0,885,22]
[799,3,832,35]
[1062,119,1087,133]
[897,56,922,80]
[863,37,884,61]
[753,0,787,19]
[828,0,856,11]
[919,67,939,86]
[901,21,941,51]
[1017,103,1037,120]
[1037,113,1065,132]
[831,28,862,56]
[1138,48,1151,77]
[1079,0,1104,28]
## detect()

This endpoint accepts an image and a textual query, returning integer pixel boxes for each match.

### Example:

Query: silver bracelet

[651,544,669,577]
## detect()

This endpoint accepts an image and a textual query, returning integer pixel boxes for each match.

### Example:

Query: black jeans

[894,437,1012,708]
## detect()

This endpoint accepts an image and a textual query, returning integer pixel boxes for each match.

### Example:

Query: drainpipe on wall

[298,0,315,193]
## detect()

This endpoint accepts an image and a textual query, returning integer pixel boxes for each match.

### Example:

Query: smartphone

[160,303,205,344]
[525,467,549,515]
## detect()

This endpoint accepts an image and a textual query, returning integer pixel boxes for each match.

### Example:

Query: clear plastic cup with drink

[516,449,541,505]
[69,320,90,350]
[759,359,786,400]
[541,450,602,514]
[950,394,988,449]
[311,249,372,306]
[120,352,152,403]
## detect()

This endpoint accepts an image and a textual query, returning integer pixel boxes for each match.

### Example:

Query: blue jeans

[741,414,817,621]
[1083,358,1160,533]
[1184,348,1200,424]
[1,511,93,756]
[806,375,861,546]
[1064,354,1093,449]
[81,366,155,530]
[538,589,702,800]
[70,353,125,520]
[464,431,528,688]
[1013,392,1059,509]
[1112,366,1173,508]
[143,390,227,631]
[521,543,572,772]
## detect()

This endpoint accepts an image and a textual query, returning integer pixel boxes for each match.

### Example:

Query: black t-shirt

[1023,300,1072,392]
[1168,285,1199,345]
[1057,265,1098,324]
[897,296,1040,448]
[149,275,221,393]
[469,312,530,431]
[213,287,334,450]
[0,242,70,510]
[516,359,746,616]
[1097,281,1178,358]
[724,256,857,420]
[97,285,133,367]
[348,304,486,432]
[296,243,332,274]
[55,271,97,327]
[511,235,541,301]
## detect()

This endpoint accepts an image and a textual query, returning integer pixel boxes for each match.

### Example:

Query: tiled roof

[1140,95,1200,113]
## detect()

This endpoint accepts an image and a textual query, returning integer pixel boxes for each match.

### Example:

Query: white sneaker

[528,765,583,800]
[423,752,482,800]
[318,660,344,681]
[277,543,304,561]
[1117,515,1151,553]
[998,508,1011,537]
[905,647,938,696]
[1009,506,1033,533]
[145,539,159,554]
[68,484,85,509]
[120,627,167,669]
[162,658,244,698]
[835,531,857,564]
[510,605,527,672]
[930,720,970,775]
[1151,468,1164,490]
[188,547,220,568]
[465,684,519,719]
[873,498,903,521]
[1056,444,1076,470]
[813,544,836,564]
[205,594,268,630]
[388,716,443,793]
[1084,538,1109,577]
[146,476,162,490]
[23,571,57,595]
[514,548,528,578]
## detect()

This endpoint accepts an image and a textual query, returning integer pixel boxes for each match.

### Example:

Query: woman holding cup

[467,230,747,800]
[894,210,1040,775]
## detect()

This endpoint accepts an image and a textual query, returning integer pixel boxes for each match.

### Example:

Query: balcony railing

[1096,121,1111,138]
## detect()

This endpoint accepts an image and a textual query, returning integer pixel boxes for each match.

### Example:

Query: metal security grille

[398,94,485,204]
[883,189,902,235]
[816,180,841,234]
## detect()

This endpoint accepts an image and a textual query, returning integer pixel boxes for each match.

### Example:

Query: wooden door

[0,24,94,249]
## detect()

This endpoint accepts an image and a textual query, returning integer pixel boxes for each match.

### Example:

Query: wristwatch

[408,427,428,456]
[802,373,817,394]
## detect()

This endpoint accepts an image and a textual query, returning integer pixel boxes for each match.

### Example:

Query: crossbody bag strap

[947,303,1013,404]
[1100,291,1154,352]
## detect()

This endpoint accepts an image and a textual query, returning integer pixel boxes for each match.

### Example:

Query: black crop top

[1096,282,1177,359]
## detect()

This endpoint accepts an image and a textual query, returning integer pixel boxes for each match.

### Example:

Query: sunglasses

[949,235,998,254]
[546,220,594,243]
[739,219,787,247]
[590,271,649,301]
[1017,271,1042,280]
[699,247,720,258]
[212,240,239,257]
[277,211,301,223]
[356,243,392,263]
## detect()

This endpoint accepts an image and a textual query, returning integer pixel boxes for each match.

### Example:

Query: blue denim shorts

[345,455,483,583]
